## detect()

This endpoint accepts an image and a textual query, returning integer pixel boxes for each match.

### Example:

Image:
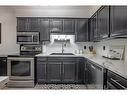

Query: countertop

[0,76,9,89]
[0,55,8,57]
[36,53,127,79]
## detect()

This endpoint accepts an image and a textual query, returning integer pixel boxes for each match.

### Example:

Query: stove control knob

[21,47,26,51]
[35,47,42,51]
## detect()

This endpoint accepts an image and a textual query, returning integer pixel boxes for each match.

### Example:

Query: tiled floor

[35,84,87,89]
[4,84,88,90]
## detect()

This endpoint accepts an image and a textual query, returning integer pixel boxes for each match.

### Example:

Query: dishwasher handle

[91,65,96,69]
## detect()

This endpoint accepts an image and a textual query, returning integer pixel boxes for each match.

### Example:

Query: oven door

[7,57,34,80]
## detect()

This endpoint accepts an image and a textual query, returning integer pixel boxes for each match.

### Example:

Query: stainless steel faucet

[61,43,66,54]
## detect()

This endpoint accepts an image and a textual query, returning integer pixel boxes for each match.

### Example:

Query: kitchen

[0,5,127,90]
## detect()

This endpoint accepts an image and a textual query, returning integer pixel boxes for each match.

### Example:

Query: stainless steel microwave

[17,32,39,44]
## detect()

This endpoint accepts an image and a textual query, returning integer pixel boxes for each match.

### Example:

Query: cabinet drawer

[36,57,47,62]
[62,57,76,62]
[48,57,62,61]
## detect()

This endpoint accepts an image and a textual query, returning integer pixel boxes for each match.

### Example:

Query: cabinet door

[76,58,85,83]
[88,19,94,42]
[47,62,61,83]
[110,6,127,37]
[98,6,109,39]
[36,61,47,83]
[75,19,88,42]
[85,61,93,85]
[92,14,99,41]
[17,18,28,32]
[39,19,50,42]
[28,18,39,32]
[62,61,76,83]
[50,19,63,33]
[63,19,75,34]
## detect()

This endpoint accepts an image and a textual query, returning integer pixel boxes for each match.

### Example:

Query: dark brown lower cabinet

[36,57,85,84]
[47,61,61,83]
[36,62,46,83]
[62,61,76,83]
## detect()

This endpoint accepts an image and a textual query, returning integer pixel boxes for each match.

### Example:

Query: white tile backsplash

[95,39,127,61]
[42,35,94,55]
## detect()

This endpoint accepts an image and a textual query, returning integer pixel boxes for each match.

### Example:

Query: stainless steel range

[7,45,42,88]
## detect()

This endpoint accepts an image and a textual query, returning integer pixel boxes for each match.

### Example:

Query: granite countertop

[0,55,8,57]
[0,76,9,89]
[36,53,127,79]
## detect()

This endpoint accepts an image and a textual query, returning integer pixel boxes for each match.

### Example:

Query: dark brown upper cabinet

[97,6,110,39]
[17,17,39,32]
[17,18,28,32]
[39,18,50,42]
[49,18,63,33]
[91,13,100,42]
[89,6,109,42]
[75,19,89,42]
[88,18,94,42]
[110,6,127,37]
[49,18,75,34]
[63,19,75,34]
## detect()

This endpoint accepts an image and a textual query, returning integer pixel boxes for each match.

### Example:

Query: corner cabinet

[89,6,109,42]
[75,19,89,42]
[88,18,94,42]
[89,13,100,42]
[110,6,127,37]
[97,6,110,39]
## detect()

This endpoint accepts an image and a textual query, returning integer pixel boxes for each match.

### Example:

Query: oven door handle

[110,78,126,89]
[32,35,34,42]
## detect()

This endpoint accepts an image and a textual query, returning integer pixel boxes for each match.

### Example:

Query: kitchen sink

[50,53,75,55]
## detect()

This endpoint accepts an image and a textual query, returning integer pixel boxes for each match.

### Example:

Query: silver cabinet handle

[110,78,126,89]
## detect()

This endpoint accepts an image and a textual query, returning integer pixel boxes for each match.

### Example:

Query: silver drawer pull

[110,78,126,89]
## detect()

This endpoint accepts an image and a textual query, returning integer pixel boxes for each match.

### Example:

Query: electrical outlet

[84,46,86,49]
[103,46,105,50]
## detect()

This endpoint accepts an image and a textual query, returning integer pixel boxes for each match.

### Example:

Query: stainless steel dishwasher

[86,60,105,89]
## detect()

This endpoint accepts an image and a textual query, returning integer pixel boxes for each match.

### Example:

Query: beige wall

[14,6,95,18]
[0,7,19,55]
[89,6,101,17]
